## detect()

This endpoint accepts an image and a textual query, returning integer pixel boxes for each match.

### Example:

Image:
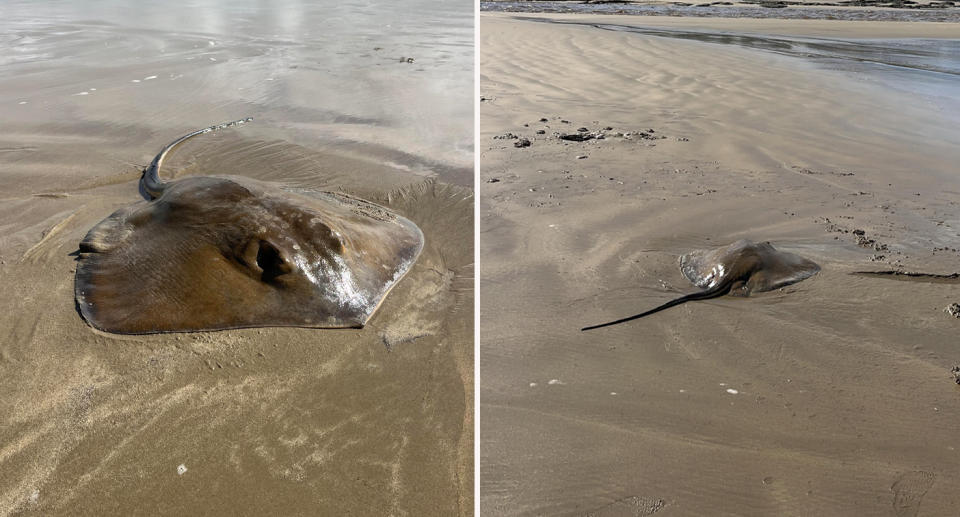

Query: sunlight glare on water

[0,0,473,178]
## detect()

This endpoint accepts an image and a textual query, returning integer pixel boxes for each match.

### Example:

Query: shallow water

[482,1,960,22]
[0,0,473,183]
[591,23,960,75]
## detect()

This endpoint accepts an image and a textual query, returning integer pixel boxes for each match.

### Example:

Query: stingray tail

[581,284,731,331]
[140,117,253,200]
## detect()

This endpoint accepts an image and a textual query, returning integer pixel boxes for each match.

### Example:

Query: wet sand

[480,13,960,516]
[0,1,472,515]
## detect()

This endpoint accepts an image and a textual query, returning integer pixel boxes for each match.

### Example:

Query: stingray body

[581,239,819,331]
[75,119,424,334]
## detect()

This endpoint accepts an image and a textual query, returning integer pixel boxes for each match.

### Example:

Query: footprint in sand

[586,495,667,517]
[891,471,934,517]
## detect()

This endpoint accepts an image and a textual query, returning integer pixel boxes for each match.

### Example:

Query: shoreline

[480,12,960,186]
[482,0,960,24]
[489,9,960,36]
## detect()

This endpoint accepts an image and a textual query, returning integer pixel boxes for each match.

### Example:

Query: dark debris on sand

[510,118,681,147]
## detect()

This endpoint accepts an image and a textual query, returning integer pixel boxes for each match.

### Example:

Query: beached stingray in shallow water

[75,119,424,334]
[581,239,819,331]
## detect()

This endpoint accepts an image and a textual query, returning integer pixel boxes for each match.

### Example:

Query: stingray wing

[295,190,426,327]
[745,249,820,293]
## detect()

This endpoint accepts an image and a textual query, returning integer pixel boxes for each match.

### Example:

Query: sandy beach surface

[0,1,473,515]
[480,12,960,516]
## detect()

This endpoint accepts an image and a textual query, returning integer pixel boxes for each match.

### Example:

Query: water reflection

[0,0,474,178]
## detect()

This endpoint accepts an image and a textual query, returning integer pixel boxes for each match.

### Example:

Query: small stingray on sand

[582,239,819,331]
[75,119,424,334]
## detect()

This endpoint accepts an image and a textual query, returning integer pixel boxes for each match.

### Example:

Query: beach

[0,1,473,515]
[479,12,960,516]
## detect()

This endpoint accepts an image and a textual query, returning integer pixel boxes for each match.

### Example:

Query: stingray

[75,118,424,334]
[581,239,820,331]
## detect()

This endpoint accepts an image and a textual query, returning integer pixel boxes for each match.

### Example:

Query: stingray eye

[241,239,294,283]
[257,241,293,282]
